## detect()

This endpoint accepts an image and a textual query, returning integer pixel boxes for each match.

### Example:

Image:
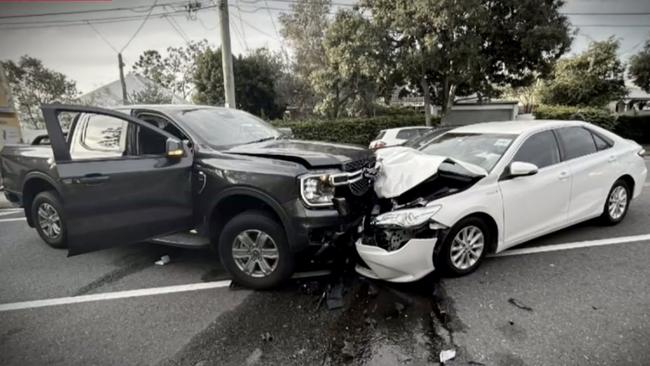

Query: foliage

[540,38,627,107]
[615,115,650,144]
[533,105,616,129]
[501,80,543,114]
[1,55,78,129]
[132,40,208,100]
[629,39,650,93]
[273,114,436,146]
[129,82,172,104]
[310,9,396,118]
[361,0,572,122]
[193,48,286,119]
[279,0,331,115]
[534,104,650,143]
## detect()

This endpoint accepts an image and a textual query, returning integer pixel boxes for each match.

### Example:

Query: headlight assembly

[300,174,335,207]
[372,205,442,229]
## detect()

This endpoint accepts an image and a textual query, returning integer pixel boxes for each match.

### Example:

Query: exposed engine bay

[361,147,485,252]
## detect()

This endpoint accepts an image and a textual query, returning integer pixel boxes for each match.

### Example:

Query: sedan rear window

[557,127,597,160]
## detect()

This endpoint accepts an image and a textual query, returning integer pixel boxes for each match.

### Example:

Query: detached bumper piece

[355,237,438,283]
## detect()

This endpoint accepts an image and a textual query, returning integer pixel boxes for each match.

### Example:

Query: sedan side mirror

[166,138,184,158]
[509,161,538,177]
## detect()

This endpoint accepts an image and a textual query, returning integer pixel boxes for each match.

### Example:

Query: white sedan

[369,126,432,149]
[356,120,647,282]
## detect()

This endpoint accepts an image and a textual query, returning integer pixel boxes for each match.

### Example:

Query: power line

[121,0,158,52]
[574,24,650,28]
[563,12,650,16]
[86,21,120,53]
[0,0,189,19]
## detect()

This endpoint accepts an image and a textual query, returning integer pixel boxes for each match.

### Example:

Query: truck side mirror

[166,138,184,158]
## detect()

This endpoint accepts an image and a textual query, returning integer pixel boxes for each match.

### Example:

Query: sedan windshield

[419,132,515,171]
[171,107,280,148]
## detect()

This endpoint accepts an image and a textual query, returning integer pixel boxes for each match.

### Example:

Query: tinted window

[557,127,597,160]
[513,131,560,169]
[396,129,420,139]
[592,132,612,151]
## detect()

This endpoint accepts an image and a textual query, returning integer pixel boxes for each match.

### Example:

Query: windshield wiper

[242,136,276,145]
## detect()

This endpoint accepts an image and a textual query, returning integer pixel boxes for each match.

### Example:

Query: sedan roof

[449,120,583,135]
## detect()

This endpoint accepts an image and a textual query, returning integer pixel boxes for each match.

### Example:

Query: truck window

[69,113,167,160]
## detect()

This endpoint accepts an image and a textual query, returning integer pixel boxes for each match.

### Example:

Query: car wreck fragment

[355,147,486,282]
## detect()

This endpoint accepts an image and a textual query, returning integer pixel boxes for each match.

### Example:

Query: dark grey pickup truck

[0,104,375,289]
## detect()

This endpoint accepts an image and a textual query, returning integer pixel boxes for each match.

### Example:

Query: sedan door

[42,104,194,256]
[555,126,618,222]
[498,130,572,247]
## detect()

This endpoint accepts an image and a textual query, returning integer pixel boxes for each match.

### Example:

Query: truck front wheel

[32,191,68,249]
[218,210,294,289]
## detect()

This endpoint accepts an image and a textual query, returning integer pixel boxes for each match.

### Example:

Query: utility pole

[117,53,128,104]
[218,0,236,108]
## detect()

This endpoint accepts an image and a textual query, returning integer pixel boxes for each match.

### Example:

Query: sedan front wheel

[435,216,490,276]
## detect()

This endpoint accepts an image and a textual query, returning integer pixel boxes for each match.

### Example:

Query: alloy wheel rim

[38,202,62,240]
[232,229,279,278]
[450,225,484,270]
[608,186,628,220]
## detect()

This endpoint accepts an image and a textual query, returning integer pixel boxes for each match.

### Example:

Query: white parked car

[369,126,432,149]
[356,120,647,282]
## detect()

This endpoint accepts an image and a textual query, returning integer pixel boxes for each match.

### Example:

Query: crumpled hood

[225,139,371,168]
[374,147,487,199]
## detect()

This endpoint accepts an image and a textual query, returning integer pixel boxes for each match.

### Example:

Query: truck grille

[343,156,376,172]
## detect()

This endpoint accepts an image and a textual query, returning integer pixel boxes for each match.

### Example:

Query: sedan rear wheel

[601,180,630,225]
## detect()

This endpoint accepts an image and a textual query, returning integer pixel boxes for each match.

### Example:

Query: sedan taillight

[371,141,386,150]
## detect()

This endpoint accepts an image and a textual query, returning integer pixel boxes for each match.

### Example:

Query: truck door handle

[75,174,110,185]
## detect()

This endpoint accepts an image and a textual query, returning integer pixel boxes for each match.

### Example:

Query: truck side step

[149,231,211,249]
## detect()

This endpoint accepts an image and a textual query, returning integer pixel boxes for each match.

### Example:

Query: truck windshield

[172,107,281,148]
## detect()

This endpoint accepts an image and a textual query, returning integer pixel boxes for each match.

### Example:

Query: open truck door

[41,104,194,256]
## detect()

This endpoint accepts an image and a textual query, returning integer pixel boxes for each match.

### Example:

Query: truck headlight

[372,205,442,229]
[300,174,335,207]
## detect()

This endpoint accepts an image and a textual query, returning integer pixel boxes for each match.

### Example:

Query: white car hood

[373,147,487,199]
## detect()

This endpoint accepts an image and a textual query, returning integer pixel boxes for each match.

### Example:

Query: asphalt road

[1,159,649,365]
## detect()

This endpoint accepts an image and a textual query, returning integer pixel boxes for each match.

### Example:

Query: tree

[629,39,650,93]
[129,82,173,104]
[1,55,78,129]
[362,0,572,124]
[312,9,399,118]
[132,40,208,100]
[193,48,286,119]
[540,38,627,107]
[279,0,331,114]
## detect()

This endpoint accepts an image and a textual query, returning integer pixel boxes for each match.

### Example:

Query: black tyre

[601,179,631,225]
[218,210,294,289]
[31,191,67,249]
[435,216,490,276]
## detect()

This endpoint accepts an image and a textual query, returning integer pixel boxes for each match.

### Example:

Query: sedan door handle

[608,155,617,163]
[558,171,570,181]
[75,174,110,185]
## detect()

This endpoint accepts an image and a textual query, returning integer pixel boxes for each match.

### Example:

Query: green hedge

[616,115,650,144]
[273,114,438,146]
[533,105,617,130]
[534,105,650,144]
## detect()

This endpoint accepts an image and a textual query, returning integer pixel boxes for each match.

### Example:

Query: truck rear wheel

[32,191,68,249]
[218,210,294,289]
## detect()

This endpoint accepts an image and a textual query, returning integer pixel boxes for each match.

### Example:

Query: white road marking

[0,210,22,217]
[0,217,26,223]
[492,233,650,258]
[0,280,233,312]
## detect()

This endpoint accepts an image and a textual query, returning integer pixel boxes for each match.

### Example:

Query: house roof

[78,73,186,107]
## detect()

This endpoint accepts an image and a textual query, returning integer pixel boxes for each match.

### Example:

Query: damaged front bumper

[355,237,438,282]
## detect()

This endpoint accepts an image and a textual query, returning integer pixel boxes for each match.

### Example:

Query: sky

[0,0,649,94]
